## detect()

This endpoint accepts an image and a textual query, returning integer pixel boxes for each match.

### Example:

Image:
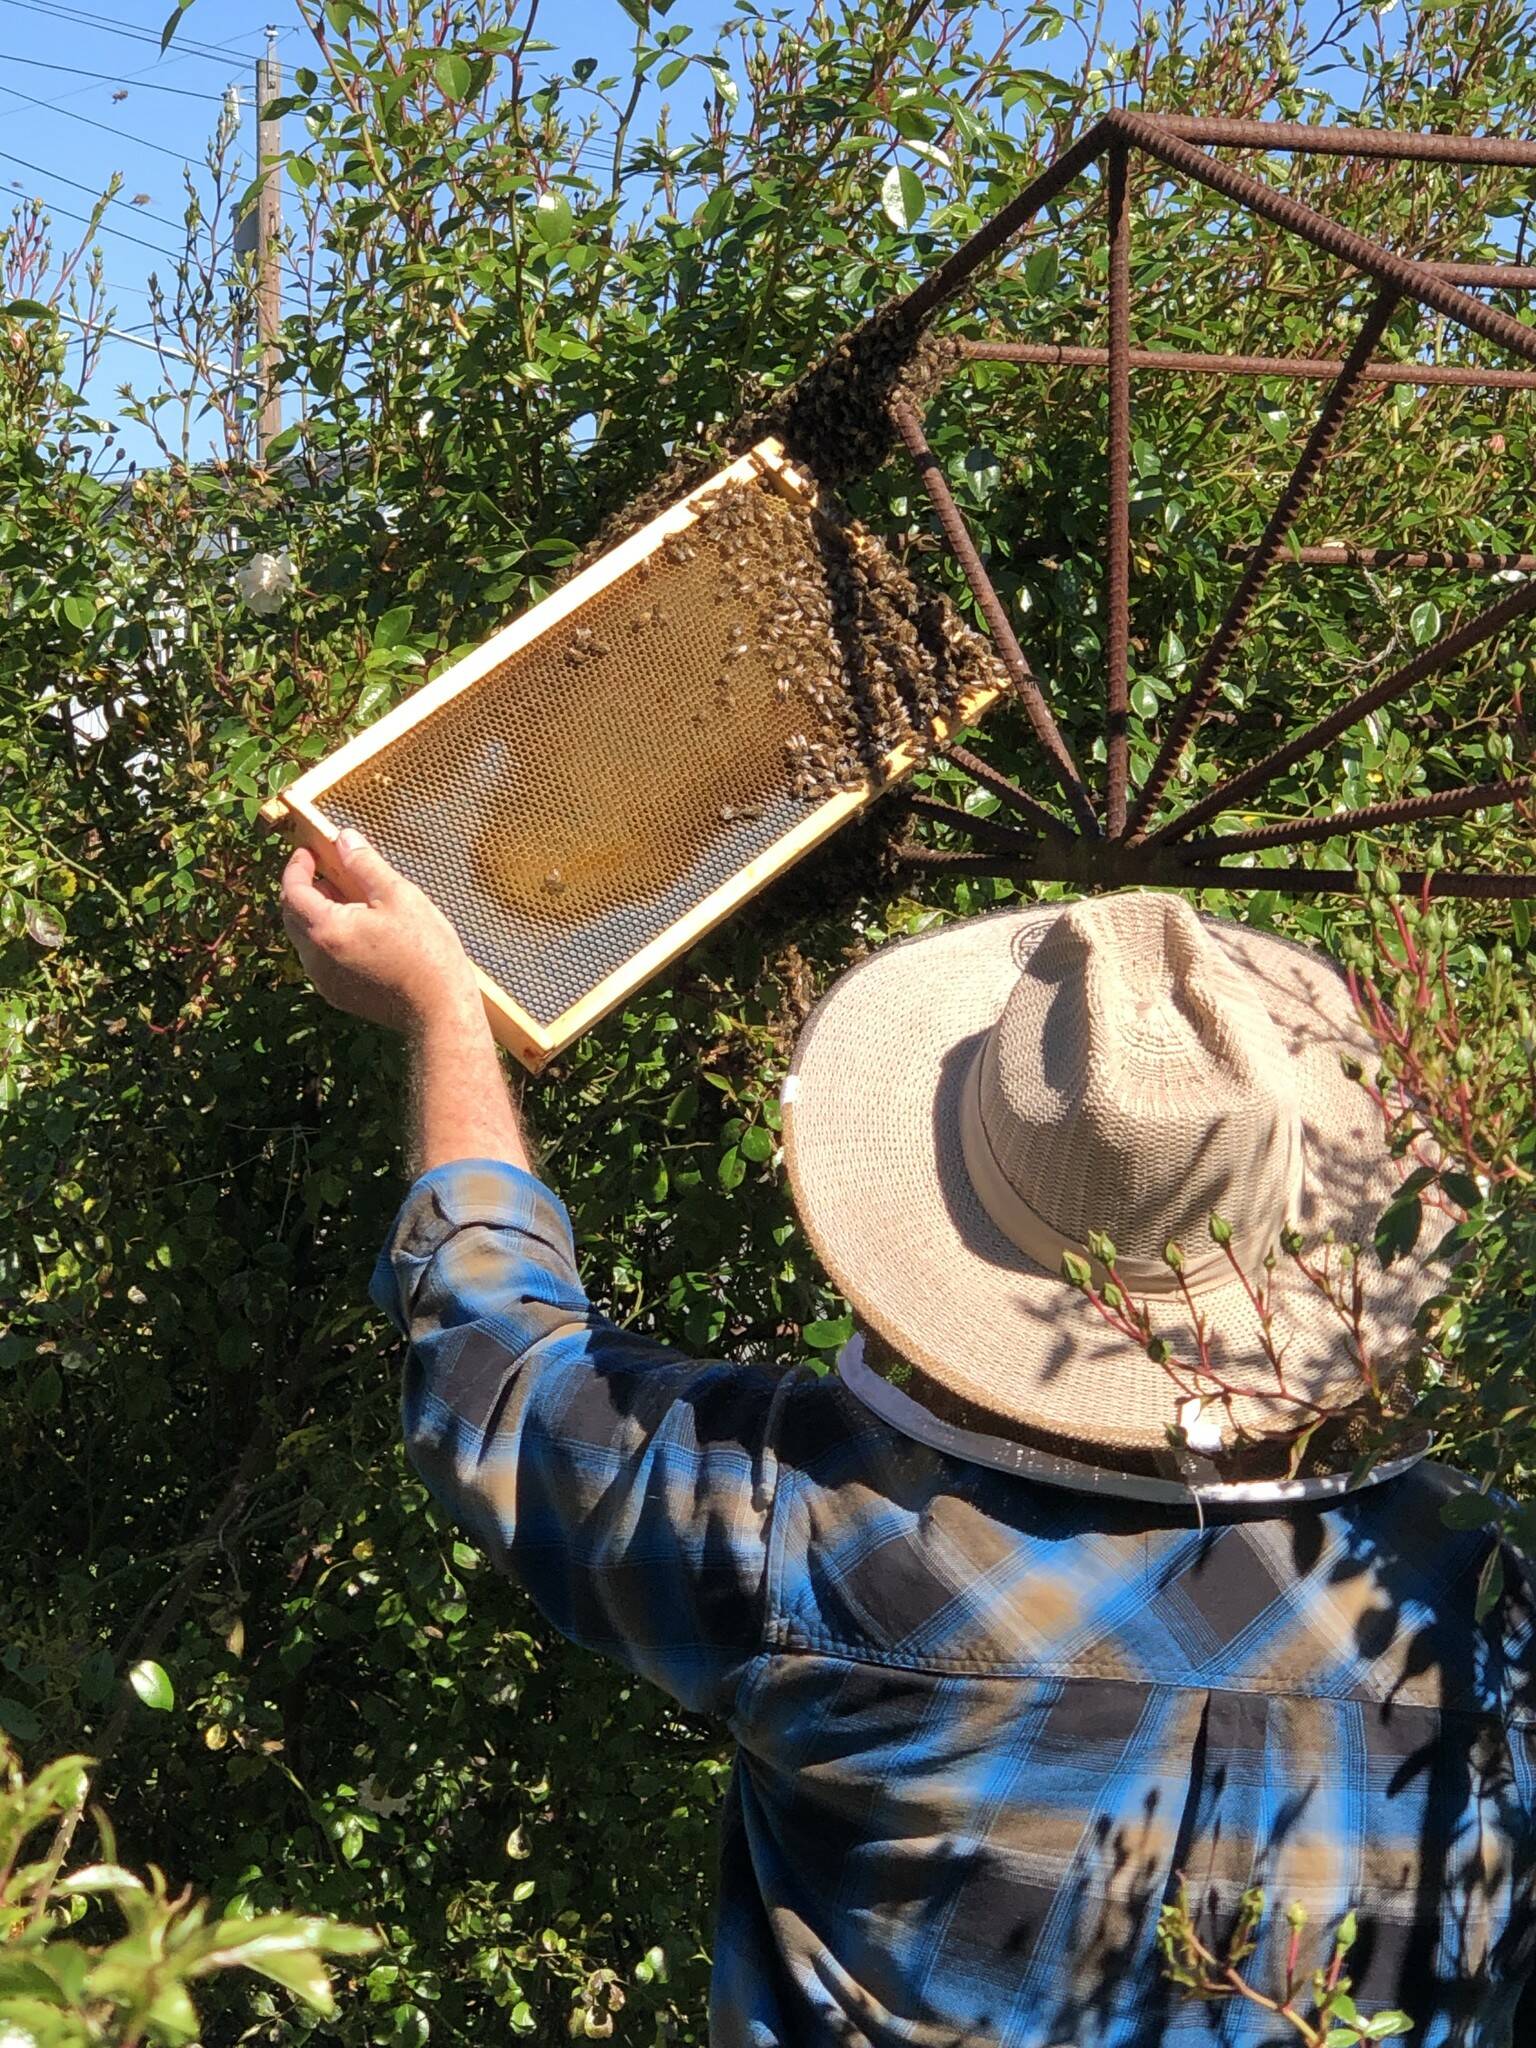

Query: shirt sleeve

[372,1158,790,1718]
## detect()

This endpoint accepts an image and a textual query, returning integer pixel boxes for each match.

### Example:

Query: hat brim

[781,901,1440,1454]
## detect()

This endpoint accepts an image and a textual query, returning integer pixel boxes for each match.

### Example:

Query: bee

[542,869,567,895]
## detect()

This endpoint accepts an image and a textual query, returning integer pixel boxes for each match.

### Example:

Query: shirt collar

[835,1333,1432,1513]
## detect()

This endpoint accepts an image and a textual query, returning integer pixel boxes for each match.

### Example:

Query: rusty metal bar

[896,844,1031,872]
[1128,287,1402,837]
[937,739,1076,842]
[1189,776,1534,856]
[957,338,1536,390]
[1105,140,1133,837]
[1136,115,1536,169]
[1434,264,1536,285]
[1149,577,1536,848]
[1174,867,1536,898]
[889,395,1100,834]
[901,120,1113,327]
[1263,545,1536,573]
[1109,111,1536,370]
[1001,538,1536,570]
[903,791,1038,853]
[893,839,1536,899]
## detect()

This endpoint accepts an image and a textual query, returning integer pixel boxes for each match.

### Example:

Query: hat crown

[978,893,1299,1262]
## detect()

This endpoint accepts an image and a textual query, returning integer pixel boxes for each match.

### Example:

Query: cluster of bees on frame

[658,472,1001,807]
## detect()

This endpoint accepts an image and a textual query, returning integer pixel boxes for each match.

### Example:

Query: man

[282,825,1536,2047]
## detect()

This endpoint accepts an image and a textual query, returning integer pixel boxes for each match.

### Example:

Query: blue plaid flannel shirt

[374,1159,1536,2048]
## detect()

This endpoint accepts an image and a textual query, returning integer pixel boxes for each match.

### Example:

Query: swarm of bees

[778,309,961,486]
[549,304,999,810]
[562,304,962,572]
[673,470,1001,804]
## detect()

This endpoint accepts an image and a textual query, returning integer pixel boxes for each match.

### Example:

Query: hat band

[958,1042,1303,1299]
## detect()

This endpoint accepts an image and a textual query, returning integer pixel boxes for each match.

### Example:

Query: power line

[0,0,257,63]
[0,75,205,160]
[6,188,180,259]
[56,306,196,361]
[0,142,191,236]
[0,46,224,97]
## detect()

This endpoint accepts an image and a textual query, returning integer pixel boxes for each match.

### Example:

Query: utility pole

[255,25,282,459]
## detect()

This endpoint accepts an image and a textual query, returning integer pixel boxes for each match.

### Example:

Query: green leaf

[716,1145,745,1189]
[614,0,648,25]
[1361,2015,1414,2039]
[58,1864,145,1894]
[739,1125,773,1163]
[1410,600,1442,646]
[533,192,573,245]
[26,1365,61,1414]
[657,54,688,87]
[880,164,926,231]
[61,593,96,632]
[1023,246,1058,295]
[356,678,394,723]
[1439,1170,1483,1212]
[1439,1488,1500,1531]
[146,1981,200,2044]
[801,1315,852,1351]
[374,604,414,650]
[238,1945,336,2016]
[2,298,53,319]
[434,51,472,101]
[0,1695,42,1741]
[1475,1543,1505,1623]
[127,1658,175,1711]
[160,0,195,52]
[1374,1193,1423,1268]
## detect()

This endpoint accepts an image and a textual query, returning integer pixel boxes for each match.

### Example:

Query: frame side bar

[890,395,1100,835]
[1110,110,1536,370]
[1127,286,1402,837]
[1148,578,1536,848]
[1105,138,1133,837]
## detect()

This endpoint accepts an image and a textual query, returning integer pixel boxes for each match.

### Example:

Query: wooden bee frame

[262,438,1003,1069]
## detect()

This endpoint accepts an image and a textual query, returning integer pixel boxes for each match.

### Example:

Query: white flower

[234,549,296,616]
[357,1776,411,1818]
[1177,1396,1226,1453]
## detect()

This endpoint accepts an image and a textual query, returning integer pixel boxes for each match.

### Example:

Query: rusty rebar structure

[875,111,1536,900]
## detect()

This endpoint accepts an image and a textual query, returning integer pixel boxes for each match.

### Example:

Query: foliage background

[4,0,1536,2038]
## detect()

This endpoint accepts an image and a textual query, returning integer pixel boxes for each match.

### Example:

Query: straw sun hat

[781,890,1440,1466]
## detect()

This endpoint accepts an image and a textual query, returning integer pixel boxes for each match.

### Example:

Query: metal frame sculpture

[875,112,1536,900]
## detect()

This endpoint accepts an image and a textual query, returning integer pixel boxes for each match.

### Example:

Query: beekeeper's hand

[280,828,480,1034]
